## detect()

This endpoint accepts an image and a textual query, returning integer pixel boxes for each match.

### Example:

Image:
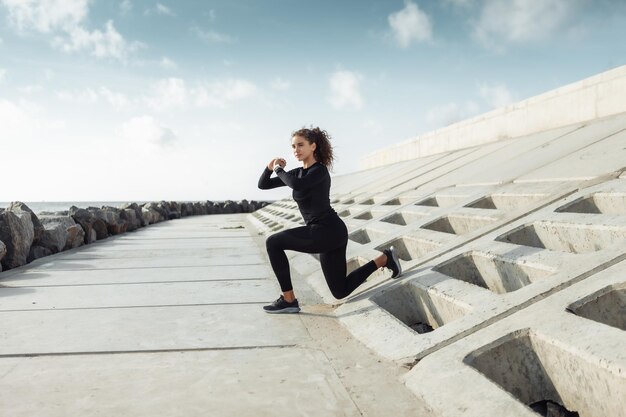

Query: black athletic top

[258,162,336,225]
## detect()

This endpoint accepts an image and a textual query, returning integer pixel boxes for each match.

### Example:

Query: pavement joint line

[0,278,269,288]
[52,255,261,261]
[0,344,298,359]
[113,236,252,240]
[0,301,271,313]
[28,263,268,272]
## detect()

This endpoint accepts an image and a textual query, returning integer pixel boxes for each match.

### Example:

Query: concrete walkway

[0,214,433,417]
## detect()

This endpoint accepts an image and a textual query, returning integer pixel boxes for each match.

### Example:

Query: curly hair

[291,126,335,171]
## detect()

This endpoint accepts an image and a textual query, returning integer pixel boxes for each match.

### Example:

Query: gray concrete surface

[0,215,433,417]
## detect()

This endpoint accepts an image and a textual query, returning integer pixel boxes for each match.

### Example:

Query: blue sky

[1,0,625,202]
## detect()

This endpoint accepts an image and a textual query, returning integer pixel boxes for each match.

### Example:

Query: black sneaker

[263,295,301,314]
[383,246,402,278]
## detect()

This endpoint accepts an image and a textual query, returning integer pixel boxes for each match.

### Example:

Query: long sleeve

[258,167,286,190]
[275,164,327,190]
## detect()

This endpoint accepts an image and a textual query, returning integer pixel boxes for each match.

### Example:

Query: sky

[1,0,626,203]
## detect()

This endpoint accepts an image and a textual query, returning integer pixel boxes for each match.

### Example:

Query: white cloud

[53,20,142,60]
[1,0,138,60]
[99,87,131,110]
[388,1,433,48]
[146,77,188,111]
[0,36,4,44]
[363,119,383,135]
[1,0,89,32]
[0,98,66,142]
[160,56,177,69]
[19,85,44,94]
[270,77,290,91]
[191,27,237,43]
[0,68,6,83]
[121,115,177,148]
[328,70,364,111]
[193,79,257,108]
[120,0,132,15]
[208,9,216,22]
[57,88,99,103]
[473,0,581,49]
[442,0,474,8]
[56,86,131,110]
[479,83,515,109]
[155,3,174,16]
[426,101,480,126]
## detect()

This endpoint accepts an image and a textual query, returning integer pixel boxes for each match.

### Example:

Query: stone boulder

[222,200,241,214]
[27,246,52,263]
[84,207,111,240]
[0,208,35,270]
[122,208,140,231]
[8,202,44,243]
[168,201,181,219]
[70,206,99,244]
[141,204,161,225]
[180,203,192,217]
[142,202,166,223]
[99,206,129,235]
[39,215,83,252]
[206,201,217,214]
[121,203,146,227]
[0,240,6,272]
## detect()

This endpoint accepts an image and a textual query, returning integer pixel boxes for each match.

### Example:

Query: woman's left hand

[273,158,286,170]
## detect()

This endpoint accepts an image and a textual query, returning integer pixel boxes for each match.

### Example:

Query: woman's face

[291,135,316,162]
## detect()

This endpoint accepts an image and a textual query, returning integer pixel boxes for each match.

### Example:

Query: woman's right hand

[267,158,286,170]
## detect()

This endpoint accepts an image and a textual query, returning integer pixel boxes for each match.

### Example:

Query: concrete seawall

[251,66,626,417]
[362,65,626,169]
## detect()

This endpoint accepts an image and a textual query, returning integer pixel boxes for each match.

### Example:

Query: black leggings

[265,215,378,299]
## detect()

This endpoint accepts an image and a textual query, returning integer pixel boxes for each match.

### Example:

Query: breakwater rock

[0,199,269,272]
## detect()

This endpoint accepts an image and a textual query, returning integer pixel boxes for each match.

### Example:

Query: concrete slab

[0,280,277,311]
[0,265,270,286]
[53,246,262,260]
[0,304,307,355]
[0,348,361,417]
[25,254,265,270]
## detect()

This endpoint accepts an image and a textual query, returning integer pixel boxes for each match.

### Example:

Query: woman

[258,127,402,313]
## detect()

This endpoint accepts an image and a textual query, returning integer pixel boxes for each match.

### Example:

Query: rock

[122,208,140,231]
[65,224,85,250]
[99,206,128,235]
[0,208,35,270]
[70,206,98,244]
[143,202,166,223]
[28,245,53,263]
[40,215,82,252]
[0,240,6,272]
[141,204,162,225]
[85,207,110,240]
[222,200,241,214]
[121,203,146,227]
[8,202,44,244]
